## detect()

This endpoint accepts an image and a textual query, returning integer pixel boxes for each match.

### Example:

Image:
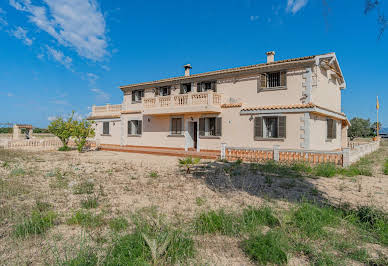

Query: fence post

[342,148,350,167]
[220,143,226,160]
[273,145,280,162]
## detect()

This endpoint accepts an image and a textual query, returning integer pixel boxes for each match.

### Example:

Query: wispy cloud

[86,73,99,85]
[49,99,69,105]
[48,116,56,121]
[11,26,33,46]
[7,92,14,97]
[9,0,108,61]
[286,0,308,14]
[90,88,110,102]
[250,15,259,21]
[0,7,7,27]
[46,45,72,70]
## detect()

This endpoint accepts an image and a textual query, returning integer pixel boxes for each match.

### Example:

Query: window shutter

[167,87,171,95]
[178,118,182,134]
[278,116,286,138]
[216,117,222,136]
[211,81,217,92]
[327,119,333,139]
[137,120,142,135]
[254,117,263,138]
[260,74,267,88]
[132,91,135,102]
[141,90,144,98]
[171,118,176,134]
[332,120,337,139]
[180,84,184,94]
[128,121,132,135]
[280,71,287,87]
[199,118,205,136]
[155,88,159,96]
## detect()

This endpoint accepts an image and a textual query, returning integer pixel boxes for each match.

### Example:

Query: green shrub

[58,146,71,151]
[242,231,288,265]
[339,165,372,177]
[241,206,280,231]
[313,163,337,177]
[61,249,98,266]
[109,217,129,232]
[80,196,98,209]
[73,180,94,195]
[14,210,57,238]
[291,202,340,238]
[67,210,104,228]
[290,162,312,173]
[194,209,239,236]
[384,159,388,175]
[105,218,194,265]
[149,171,158,178]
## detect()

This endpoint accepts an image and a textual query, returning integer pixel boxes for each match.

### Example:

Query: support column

[342,148,350,167]
[220,143,226,160]
[273,145,280,161]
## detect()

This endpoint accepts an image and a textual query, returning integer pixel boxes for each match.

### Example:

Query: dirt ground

[0,145,387,265]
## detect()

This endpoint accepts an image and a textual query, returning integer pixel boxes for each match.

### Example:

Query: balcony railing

[143,92,222,109]
[92,104,122,116]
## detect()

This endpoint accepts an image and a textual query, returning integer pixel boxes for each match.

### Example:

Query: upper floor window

[128,120,142,136]
[199,117,222,137]
[197,81,216,92]
[259,71,286,90]
[102,121,110,135]
[327,119,337,140]
[156,86,171,96]
[180,83,192,94]
[132,90,144,103]
[254,116,286,139]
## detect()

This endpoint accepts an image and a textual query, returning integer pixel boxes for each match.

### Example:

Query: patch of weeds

[242,206,280,231]
[61,248,98,266]
[195,197,206,206]
[58,146,71,151]
[13,210,57,238]
[179,157,201,174]
[313,163,337,177]
[194,209,239,236]
[67,210,104,228]
[242,231,288,265]
[105,215,195,265]
[149,171,158,178]
[73,180,94,195]
[346,206,388,245]
[335,241,370,263]
[291,202,341,238]
[109,217,129,232]
[339,165,372,177]
[290,162,312,173]
[384,159,388,175]
[279,180,296,189]
[293,242,341,265]
[2,161,10,168]
[264,175,273,186]
[80,195,99,209]
[9,167,25,177]
[0,179,30,198]
[35,200,52,212]
[49,169,69,190]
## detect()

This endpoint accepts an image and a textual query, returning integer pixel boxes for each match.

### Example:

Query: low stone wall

[343,140,380,166]
[0,138,96,151]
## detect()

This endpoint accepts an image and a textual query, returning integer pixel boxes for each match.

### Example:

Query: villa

[88,51,349,159]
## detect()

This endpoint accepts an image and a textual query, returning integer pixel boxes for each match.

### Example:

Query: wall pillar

[12,125,21,139]
[220,143,226,160]
[273,145,280,161]
[342,148,350,167]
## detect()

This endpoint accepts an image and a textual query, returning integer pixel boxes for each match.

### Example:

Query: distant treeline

[0,128,50,134]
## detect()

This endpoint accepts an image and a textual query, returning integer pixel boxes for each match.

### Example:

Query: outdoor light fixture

[148,118,151,122]
[190,117,193,121]
[249,115,254,121]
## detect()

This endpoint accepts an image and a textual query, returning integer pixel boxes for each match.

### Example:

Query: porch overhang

[142,105,221,116]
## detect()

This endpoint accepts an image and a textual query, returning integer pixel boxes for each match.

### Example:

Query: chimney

[184,64,192,76]
[266,51,275,63]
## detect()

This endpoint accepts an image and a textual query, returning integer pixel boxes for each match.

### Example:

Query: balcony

[141,92,222,115]
[90,104,122,118]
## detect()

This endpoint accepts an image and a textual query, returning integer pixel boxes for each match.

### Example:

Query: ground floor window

[128,120,142,135]
[327,118,337,139]
[171,117,183,135]
[199,117,222,136]
[102,121,110,135]
[254,116,286,139]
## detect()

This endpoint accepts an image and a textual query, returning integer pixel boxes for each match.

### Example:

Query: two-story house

[88,51,349,157]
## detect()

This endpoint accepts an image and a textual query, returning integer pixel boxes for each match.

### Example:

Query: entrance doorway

[193,122,198,149]
[188,121,198,150]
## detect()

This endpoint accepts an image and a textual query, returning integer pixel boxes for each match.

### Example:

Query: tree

[348,117,374,139]
[48,112,74,150]
[71,119,95,152]
[371,121,383,135]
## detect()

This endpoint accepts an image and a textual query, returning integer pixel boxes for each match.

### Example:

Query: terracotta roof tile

[119,53,331,90]
[221,103,243,108]
[241,103,316,111]
[87,114,121,120]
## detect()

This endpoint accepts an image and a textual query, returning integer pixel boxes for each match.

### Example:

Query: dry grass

[0,142,387,265]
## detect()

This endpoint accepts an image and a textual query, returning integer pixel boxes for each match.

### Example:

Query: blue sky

[0,0,387,128]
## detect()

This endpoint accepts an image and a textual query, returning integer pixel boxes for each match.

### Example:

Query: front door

[193,122,198,149]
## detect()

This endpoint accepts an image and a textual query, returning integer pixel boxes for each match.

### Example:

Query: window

[171,118,183,135]
[180,83,192,94]
[199,117,222,137]
[128,120,142,135]
[132,90,144,103]
[197,81,216,92]
[259,71,286,90]
[254,116,286,139]
[156,86,171,96]
[102,122,109,135]
[327,119,337,139]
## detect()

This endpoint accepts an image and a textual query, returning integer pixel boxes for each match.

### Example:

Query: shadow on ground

[191,160,329,205]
